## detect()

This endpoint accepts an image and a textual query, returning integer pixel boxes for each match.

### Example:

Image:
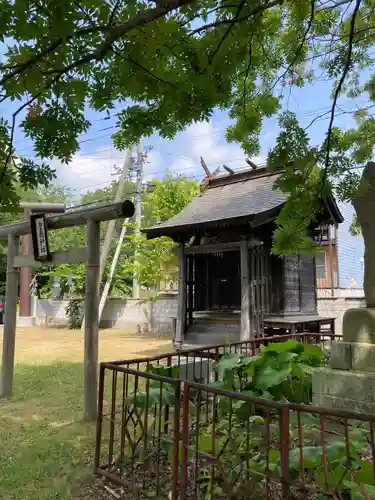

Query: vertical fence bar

[164,355,172,435]
[320,415,329,492]
[370,422,375,484]
[171,381,181,500]
[210,393,217,497]
[195,380,202,498]
[297,412,305,485]
[265,408,271,498]
[119,371,128,477]
[156,381,163,495]
[181,382,190,500]
[94,363,106,470]
[108,369,118,471]
[280,407,290,499]
[142,378,150,462]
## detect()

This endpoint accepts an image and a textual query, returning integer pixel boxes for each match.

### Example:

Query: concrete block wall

[317,296,366,335]
[36,292,178,335]
[36,293,363,337]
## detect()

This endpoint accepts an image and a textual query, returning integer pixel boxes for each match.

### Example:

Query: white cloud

[54,146,163,192]
[170,119,265,177]
[143,149,162,180]
[53,147,122,193]
[169,157,197,177]
[53,119,267,193]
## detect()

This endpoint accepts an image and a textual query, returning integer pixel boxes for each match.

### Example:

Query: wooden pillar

[240,240,251,340]
[19,208,32,317]
[84,220,100,421]
[175,243,186,349]
[187,255,194,327]
[0,234,20,397]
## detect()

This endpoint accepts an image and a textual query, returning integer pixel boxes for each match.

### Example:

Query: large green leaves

[214,340,326,404]
[256,364,291,391]
[130,387,174,410]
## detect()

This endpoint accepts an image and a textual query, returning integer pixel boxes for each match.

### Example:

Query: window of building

[315,251,327,280]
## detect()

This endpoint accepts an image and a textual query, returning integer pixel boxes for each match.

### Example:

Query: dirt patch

[0,326,173,365]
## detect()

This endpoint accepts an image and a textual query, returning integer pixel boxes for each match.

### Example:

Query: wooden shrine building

[144,167,343,347]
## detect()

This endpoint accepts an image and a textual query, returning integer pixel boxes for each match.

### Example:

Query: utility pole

[132,140,144,299]
[81,148,133,332]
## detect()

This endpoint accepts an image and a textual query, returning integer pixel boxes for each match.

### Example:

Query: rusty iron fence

[94,333,375,499]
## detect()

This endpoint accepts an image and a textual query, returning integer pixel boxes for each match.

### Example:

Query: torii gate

[18,202,66,323]
[0,200,135,420]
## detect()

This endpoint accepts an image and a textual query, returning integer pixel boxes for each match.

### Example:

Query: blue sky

[0,70,371,198]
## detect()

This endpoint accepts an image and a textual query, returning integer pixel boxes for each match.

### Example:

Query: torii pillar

[18,203,66,326]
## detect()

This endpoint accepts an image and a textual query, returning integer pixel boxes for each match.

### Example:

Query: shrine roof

[144,167,343,240]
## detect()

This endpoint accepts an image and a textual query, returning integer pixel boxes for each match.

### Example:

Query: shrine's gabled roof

[144,167,343,240]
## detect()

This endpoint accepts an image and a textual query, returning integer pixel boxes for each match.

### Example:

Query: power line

[68,155,249,191]
[16,98,369,152]
[16,99,371,159]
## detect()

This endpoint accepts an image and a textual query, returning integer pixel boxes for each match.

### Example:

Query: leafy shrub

[214,339,328,404]
[65,299,83,329]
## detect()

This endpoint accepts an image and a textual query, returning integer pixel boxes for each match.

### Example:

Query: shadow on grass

[0,362,97,500]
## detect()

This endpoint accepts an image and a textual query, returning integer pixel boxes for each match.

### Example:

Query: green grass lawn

[0,363,97,500]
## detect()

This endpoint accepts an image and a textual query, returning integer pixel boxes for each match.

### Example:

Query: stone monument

[312,162,375,412]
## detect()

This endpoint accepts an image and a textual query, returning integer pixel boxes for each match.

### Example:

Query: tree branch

[208,0,248,64]
[0,0,196,87]
[305,103,375,131]
[271,0,316,92]
[0,70,66,192]
[112,45,184,93]
[108,0,122,26]
[0,25,108,86]
[191,0,283,35]
[321,0,362,190]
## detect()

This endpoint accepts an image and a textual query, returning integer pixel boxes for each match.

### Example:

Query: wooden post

[240,240,251,340]
[175,243,186,349]
[0,234,20,397]
[84,220,101,421]
[19,208,32,318]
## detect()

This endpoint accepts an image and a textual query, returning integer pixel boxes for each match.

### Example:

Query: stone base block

[329,341,375,372]
[312,367,375,412]
[16,315,35,327]
[330,341,352,370]
[352,343,375,372]
[343,307,375,343]
[312,393,375,414]
[159,356,213,385]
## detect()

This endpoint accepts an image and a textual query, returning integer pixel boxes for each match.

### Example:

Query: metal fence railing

[94,333,375,500]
